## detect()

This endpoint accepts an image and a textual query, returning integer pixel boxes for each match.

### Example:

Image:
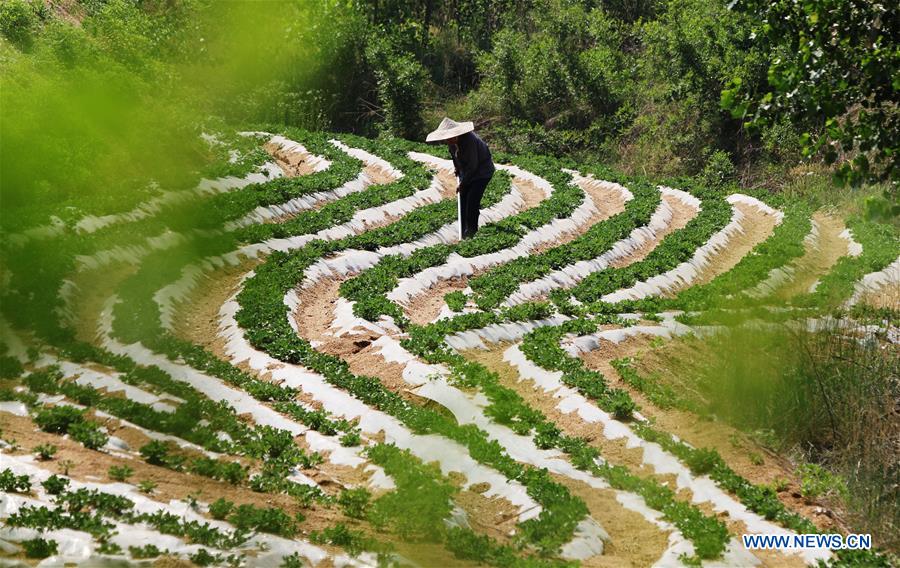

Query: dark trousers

[460,176,491,239]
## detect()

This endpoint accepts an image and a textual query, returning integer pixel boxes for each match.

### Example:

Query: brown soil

[532,176,629,256]
[406,275,470,326]
[454,486,520,543]
[859,282,900,310]
[552,475,671,568]
[265,140,319,177]
[513,176,548,211]
[682,200,780,290]
[776,213,849,299]
[609,193,698,269]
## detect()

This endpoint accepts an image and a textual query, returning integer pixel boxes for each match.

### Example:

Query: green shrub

[208,497,234,520]
[69,421,108,450]
[0,355,23,379]
[34,443,57,460]
[139,440,169,465]
[339,431,361,447]
[34,405,84,434]
[41,474,69,495]
[444,291,467,312]
[22,537,57,559]
[338,487,371,520]
[0,0,37,50]
[798,463,848,500]
[0,468,31,493]
[129,544,162,559]
[606,388,637,420]
[686,448,721,476]
[108,465,134,481]
[138,480,156,494]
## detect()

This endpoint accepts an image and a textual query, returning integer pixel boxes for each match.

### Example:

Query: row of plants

[468,171,662,310]
[403,316,730,562]
[567,185,732,305]
[339,154,579,323]
[237,240,593,556]
[6,365,338,506]
[337,169,513,324]
[518,318,893,566]
[104,138,603,562]
[231,143,743,559]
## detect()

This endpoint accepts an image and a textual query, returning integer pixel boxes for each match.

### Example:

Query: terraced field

[1,130,897,567]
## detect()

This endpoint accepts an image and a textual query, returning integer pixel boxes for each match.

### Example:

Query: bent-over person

[426,117,495,239]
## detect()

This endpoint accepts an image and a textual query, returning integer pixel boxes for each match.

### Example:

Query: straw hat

[426,117,474,142]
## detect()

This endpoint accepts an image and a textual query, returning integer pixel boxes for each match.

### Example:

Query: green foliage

[69,420,109,450]
[108,465,134,482]
[34,404,84,434]
[338,487,371,520]
[129,544,163,559]
[725,0,899,184]
[0,468,31,493]
[0,0,38,50]
[22,537,57,559]
[227,504,297,537]
[444,290,467,312]
[33,443,58,460]
[41,474,69,495]
[209,498,234,521]
[0,355,23,379]
[310,523,382,557]
[366,444,456,541]
[366,36,428,139]
[798,463,848,500]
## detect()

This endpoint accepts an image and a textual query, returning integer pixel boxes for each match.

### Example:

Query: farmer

[426,117,495,239]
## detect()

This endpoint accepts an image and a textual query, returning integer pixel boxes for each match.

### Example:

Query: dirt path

[682,200,780,290]
[776,213,849,299]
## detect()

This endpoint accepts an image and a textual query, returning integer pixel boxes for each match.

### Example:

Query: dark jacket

[450,132,495,187]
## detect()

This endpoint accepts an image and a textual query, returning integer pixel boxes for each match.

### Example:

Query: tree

[722,0,899,186]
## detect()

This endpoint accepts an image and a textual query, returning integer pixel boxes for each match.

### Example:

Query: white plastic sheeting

[505,186,697,306]
[601,195,782,303]
[847,255,900,306]
[503,343,830,565]
[387,170,628,309]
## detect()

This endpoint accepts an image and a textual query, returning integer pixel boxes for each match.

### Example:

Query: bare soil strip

[265,139,319,177]
[776,213,849,299]
[675,200,779,291]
